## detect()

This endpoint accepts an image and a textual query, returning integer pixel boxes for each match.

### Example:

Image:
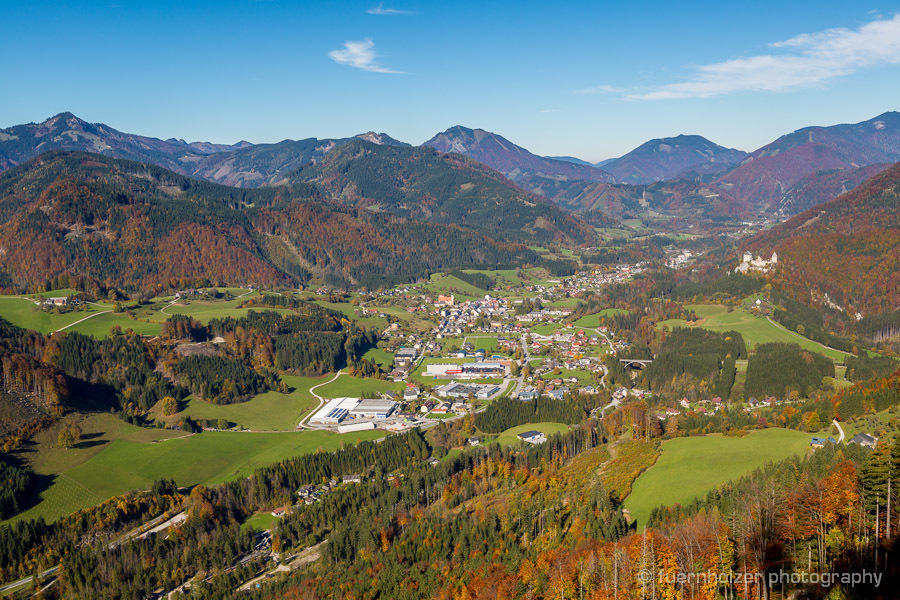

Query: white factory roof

[309,397,360,423]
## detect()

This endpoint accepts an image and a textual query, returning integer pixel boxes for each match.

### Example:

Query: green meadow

[572,308,628,328]
[624,428,811,527]
[315,374,404,399]
[158,375,327,431]
[658,304,849,362]
[6,412,381,526]
[0,296,115,334]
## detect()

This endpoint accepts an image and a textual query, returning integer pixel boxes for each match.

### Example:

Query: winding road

[297,370,344,429]
[833,419,845,443]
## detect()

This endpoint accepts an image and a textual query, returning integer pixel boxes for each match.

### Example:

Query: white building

[349,399,397,420]
[308,397,360,425]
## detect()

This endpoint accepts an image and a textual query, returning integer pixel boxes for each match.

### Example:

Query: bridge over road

[619,358,653,368]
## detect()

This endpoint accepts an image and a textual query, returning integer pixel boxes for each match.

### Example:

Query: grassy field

[158,375,326,431]
[0,290,309,338]
[540,368,597,386]
[422,273,486,298]
[315,374,403,399]
[6,413,381,525]
[0,296,116,334]
[530,322,569,336]
[572,308,628,328]
[241,511,280,532]
[66,312,163,337]
[130,291,292,326]
[466,336,504,355]
[624,428,811,527]
[362,347,395,369]
[493,422,569,446]
[658,304,849,362]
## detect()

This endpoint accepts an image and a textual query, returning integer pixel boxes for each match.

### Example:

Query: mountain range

[1,111,899,230]
[718,112,900,210]
[293,138,595,245]
[0,152,543,291]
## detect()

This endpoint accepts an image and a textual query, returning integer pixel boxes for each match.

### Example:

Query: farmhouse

[809,436,836,449]
[849,433,878,449]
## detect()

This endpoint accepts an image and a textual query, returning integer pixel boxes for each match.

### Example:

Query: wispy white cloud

[367,4,412,15]
[328,39,403,73]
[540,108,561,113]
[628,14,900,100]
[574,84,626,95]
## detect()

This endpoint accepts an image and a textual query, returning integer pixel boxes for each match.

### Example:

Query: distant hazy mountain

[602,134,747,184]
[718,112,900,210]
[422,126,613,184]
[0,151,539,290]
[746,161,900,316]
[296,138,598,245]
[0,112,244,173]
[545,155,594,167]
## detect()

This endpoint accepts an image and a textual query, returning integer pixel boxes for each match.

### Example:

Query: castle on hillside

[735,251,778,274]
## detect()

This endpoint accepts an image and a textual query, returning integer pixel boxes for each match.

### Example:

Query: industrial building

[309,397,360,425]
[349,399,398,420]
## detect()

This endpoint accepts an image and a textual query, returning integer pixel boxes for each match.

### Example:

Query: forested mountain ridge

[774,163,891,216]
[188,132,409,188]
[294,138,598,245]
[717,111,900,210]
[422,125,613,184]
[601,134,747,183]
[0,152,540,291]
[526,176,751,223]
[746,161,900,316]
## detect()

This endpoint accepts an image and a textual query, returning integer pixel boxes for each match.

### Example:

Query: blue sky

[2,1,899,161]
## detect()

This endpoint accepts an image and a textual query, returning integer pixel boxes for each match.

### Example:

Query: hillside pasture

[658,304,848,362]
[6,415,381,525]
[624,428,811,527]
[572,308,629,328]
[158,374,325,431]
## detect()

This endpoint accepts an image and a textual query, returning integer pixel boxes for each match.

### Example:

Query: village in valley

[0,243,894,598]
